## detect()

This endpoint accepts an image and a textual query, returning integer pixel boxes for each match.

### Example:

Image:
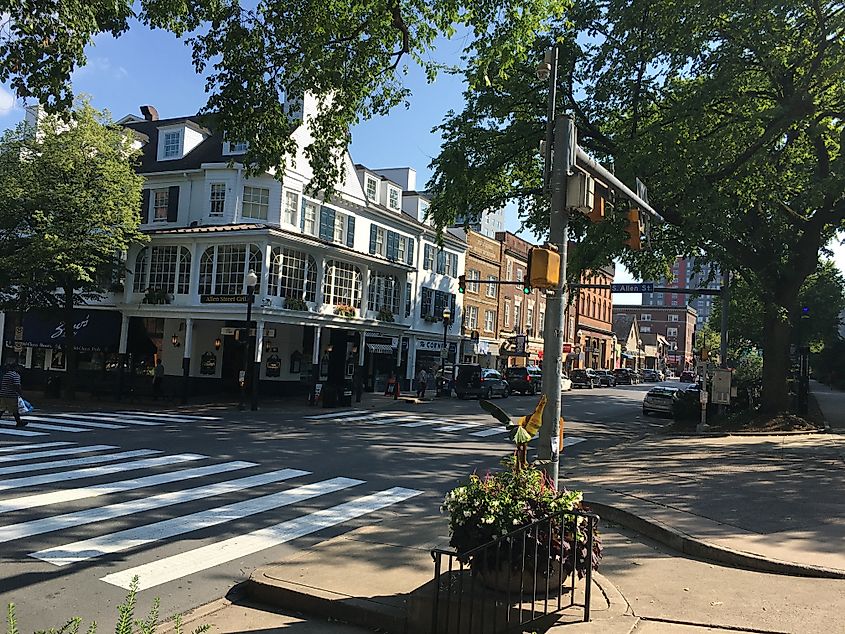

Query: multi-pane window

[199,247,214,294]
[323,260,362,308]
[484,310,495,332]
[333,212,345,243]
[506,260,513,280]
[215,245,247,294]
[467,269,480,293]
[667,327,678,337]
[242,186,270,220]
[641,314,652,321]
[539,311,545,334]
[486,276,497,297]
[397,237,406,263]
[447,253,458,277]
[641,325,652,333]
[133,248,149,292]
[504,302,511,327]
[269,247,316,302]
[466,306,479,330]
[514,302,522,332]
[388,187,400,210]
[283,190,299,225]
[668,314,679,322]
[230,141,248,153]
[177,247,191,294]
[424,244,435,270]
[153,189,169,222]
[526,307,534,333]
[368,272,400,314]
[163,131,181,158]
[209,183,226,216]
[303,201,317,235]
[365,177,378,200]
[405,282,412,317]
[375,227,386,256]
[149,246,178,292]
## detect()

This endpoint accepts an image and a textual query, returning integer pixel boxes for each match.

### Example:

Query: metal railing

[430,509,598,633]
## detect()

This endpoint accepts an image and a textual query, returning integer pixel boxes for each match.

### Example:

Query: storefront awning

[367,343,394,354]
[3,309,121,352]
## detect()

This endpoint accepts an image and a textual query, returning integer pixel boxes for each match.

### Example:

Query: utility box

[566,172,595,214]
[528,247,560,289]
[712,369,732,405]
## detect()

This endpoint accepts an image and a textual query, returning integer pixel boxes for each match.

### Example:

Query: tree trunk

[760,305,791,414]
[62,286,76,401]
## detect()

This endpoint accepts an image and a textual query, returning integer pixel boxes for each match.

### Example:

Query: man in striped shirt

[0,362,26,427]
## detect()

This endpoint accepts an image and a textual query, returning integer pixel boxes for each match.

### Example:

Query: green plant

[284,296,308,311]
[142,288,171,305]
[376,306,395,322]
[5,577,209,634]
[333,304,356,317]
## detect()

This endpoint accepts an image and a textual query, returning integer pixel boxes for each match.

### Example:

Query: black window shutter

[387,231,398,261]
[407,239,415,266]
[346,216,355,248]
[369,224,378,254]
[319,207,335,241]
[300,198,306,232]
[167,186,180,222]
[140,189,150,224]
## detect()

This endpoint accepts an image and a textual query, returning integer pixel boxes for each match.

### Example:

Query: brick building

[460,230,502,368]
[569,265,616,370]
[614,304,698,372]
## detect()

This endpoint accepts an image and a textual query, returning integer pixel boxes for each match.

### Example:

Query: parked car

[613,368,636,385]
[571,368,600,389]
[560,372,573,392]
[679,370,696,383]
[642,369,659,382]
[594,370,617,387]
[642,385,680,416]
[505,366,543,395]
[454,365,510,399]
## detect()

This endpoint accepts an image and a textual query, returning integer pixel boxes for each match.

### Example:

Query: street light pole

[238,269,258,412]
[441,307,451,396]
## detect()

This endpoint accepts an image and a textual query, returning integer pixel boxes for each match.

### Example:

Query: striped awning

[367,343,394,354]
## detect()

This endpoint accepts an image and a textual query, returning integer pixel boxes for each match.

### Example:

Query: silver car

[642,386,679,416]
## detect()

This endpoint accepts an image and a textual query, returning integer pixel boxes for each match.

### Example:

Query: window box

[142,288,172,305]
[334,304,357,317]
[376,307,395,322]
[284,297,309,312]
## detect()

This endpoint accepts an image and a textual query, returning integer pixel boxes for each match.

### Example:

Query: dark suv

[455,365,510,399]
[613,368,636,385]
[505,365,543,395]
[571,368,599,388]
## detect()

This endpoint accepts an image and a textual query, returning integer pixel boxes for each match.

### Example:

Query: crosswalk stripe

[1,468,309,545]
[34,476,365,567]
[304,410,361,420]
[0,442,74,454]
[0,460,255,514]
[0,453,205,492]
[24,416,125,430]
[563,436,587,447]
[469,427,508,437]
[0,427,47,437]
[435,423,482,432]
[13,421,91,433]
[398,420,442,427]
[328,412,398,422]
[115,411,220,421]
[0,445,116,464]
[50,414,162,427]
[0,449,160,477]
[98,486,422,591]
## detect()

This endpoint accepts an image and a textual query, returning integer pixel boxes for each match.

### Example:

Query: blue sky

[0,23,842,301]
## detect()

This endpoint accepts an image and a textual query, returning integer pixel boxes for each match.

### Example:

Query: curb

[158,583,246,634]
[587,499,845,580]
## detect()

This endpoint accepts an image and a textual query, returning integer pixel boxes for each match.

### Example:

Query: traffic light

[522,274,532,294]
[458,275,466,294]
[528,246,561,289]
[624,208,642,251]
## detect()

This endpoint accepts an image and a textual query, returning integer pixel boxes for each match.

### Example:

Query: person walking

[0,361,27,427]
[152,359,165,400]
[415,367,429,399]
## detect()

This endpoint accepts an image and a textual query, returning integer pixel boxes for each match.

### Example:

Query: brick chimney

[140,105,159,121]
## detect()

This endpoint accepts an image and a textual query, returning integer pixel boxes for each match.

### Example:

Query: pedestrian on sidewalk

[385,372,400,400]
[152,359,164,400]
[415,368,429,399]
[0,361,27,427]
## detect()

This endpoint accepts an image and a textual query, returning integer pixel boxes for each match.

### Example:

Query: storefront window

[269,247,317,302]
[323,260,362,308]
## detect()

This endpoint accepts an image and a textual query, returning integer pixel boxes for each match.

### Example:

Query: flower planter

[475,559,570,596]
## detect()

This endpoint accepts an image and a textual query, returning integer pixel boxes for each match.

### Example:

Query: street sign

[610,282,655,293]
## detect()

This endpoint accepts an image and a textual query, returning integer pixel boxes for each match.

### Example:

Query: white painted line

[115,411,221,421]
[35,476,364,566]
[563,436,587,448]
[24,416,125,430]
[326,412,398,422]
[2,468,308,544]
[0,449,160,477]
[0,445,116,464]
[0,427,47,437]
[0,460,256,513]
[398,420,442,428]
[435,423,482,432]
[50,414,162,427]
[0,453,205,492]
[12,421,91,433]
[0,442,74,454]
[469,427,508,437]
[304,410,362,420]
[99,486,422,590]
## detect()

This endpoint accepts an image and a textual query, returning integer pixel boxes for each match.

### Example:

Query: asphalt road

[0,381,670,630]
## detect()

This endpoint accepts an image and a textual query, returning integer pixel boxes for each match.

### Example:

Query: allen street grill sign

[200,295,256,304]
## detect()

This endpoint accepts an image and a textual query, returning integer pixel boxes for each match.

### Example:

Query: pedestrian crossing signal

[527,246,560,289]
[458,275,466,294]
[625,208,642,251]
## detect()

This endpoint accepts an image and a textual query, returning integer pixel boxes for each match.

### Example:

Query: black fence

[429,509,598,633]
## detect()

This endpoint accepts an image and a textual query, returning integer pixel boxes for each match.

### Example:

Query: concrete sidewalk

[810,379,845,429]
[566,430,845,578]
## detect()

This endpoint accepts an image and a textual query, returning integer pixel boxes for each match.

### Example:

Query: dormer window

[388,187,400,210]
[365,176,378,200]
[224,140,249,155]
[163,131,181,158]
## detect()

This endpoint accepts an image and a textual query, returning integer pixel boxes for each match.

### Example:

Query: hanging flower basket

[334,304,357,317]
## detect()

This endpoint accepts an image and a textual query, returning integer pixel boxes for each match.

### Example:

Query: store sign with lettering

[201,295,256,304]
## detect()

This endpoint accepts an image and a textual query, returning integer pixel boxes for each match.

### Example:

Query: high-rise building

[643,257,720,328]
[452,207,506,238]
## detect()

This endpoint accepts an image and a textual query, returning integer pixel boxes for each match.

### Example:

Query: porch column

[260,243,272,297]
[314,255,326,308]
[310,326,322,405]
[189,241,201,303]
[361,267,370,317]
[406,335,417,383]
[181,317,193,404]
[251,319,264,410]
[116,313,130,401]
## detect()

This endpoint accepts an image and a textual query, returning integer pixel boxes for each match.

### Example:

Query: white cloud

[0,86,16,116]
[72,56,129,82]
